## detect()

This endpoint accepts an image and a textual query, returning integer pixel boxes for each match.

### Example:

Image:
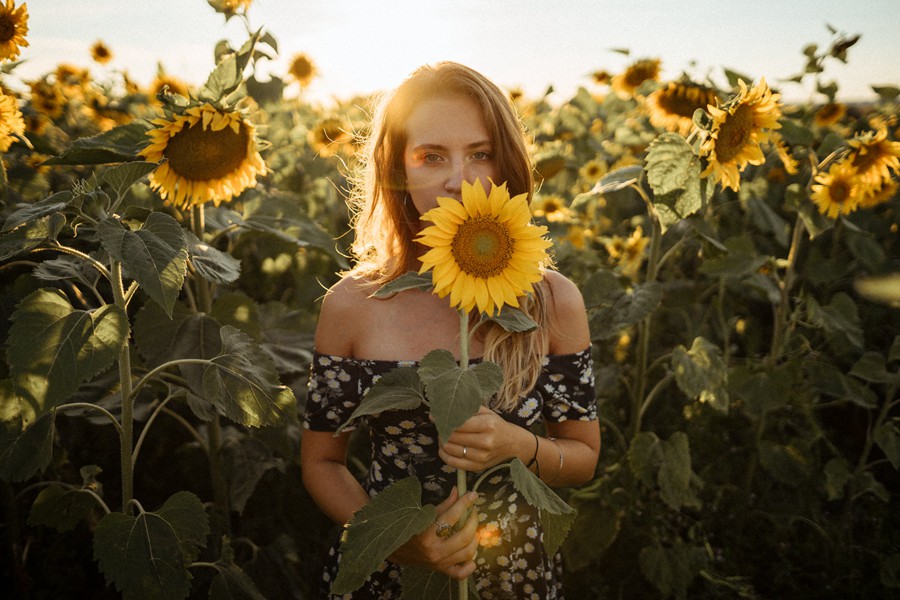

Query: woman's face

[403,94,498,216]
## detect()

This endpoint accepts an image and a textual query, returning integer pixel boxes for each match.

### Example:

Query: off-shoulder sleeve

[303,352,361,432]
[540,347,597,422]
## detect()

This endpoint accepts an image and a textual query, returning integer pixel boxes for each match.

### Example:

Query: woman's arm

[438,270,600,486]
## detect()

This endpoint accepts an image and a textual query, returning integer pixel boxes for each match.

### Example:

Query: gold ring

[462,446,468,458]
[435,521,452,538]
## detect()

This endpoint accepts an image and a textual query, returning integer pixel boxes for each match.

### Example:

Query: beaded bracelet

[525,430,540,478]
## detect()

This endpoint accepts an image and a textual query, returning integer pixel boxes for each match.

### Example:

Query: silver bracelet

[546,437,564,484]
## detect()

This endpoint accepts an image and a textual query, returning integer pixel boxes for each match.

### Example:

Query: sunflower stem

[191,204,231,548]
[457,308,470,600]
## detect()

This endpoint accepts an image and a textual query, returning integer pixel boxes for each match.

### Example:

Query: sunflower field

[1,2,898,599]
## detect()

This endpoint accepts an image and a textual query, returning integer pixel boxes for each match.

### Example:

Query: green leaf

[806,361,877,408]
[652,169,702,233]
[7,289,128,412]
[98,212,188,317]
[806,292,864,350]
[208,537,268,600]
[221,432,284,514]
[657,432,693,511]
[400,566,454,600]
[93,491,209,600]
[509,459,576,556]
[203,326,298,428]
[0,411,55,482]
[639,539,708,598]
[186,231,241,285]
[42,122,149,165]
[872,85,900,102]
[758,441,810,485]
[698,236,767,278]
[471,361,504,399]
[778,119,815,146]
[728,365,792,417]
[486,305,538,333]
[824,457,851,501]
[627,431,661,487]
[418,350,484,442]
[723,67,753,88]
[874,422,900,470]
[850,352,900,385]
[0,213,65,260]
[645,133,696,196]
[2,191,72,232]
[589,281,662,340]
[672,337,729,413]
[102,161,157,201]
[333,477,436,595]
[338,367,425,433]
[28,483,98,532]
[373,271,434,298]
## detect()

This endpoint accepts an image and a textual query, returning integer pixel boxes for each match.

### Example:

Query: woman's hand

[438,406,531,472]
[388,487,480,580]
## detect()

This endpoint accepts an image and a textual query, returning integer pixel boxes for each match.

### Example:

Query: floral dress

[304,348,596,600]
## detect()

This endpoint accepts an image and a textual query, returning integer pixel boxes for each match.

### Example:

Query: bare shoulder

[542,269,591,354]
[314,273,380,356]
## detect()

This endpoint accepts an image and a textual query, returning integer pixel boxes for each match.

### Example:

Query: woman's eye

[423,153,442,163]
[472,151,492,160]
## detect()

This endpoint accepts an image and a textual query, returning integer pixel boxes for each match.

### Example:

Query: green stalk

[110,260,134,514]
[457,308,470,600]
[630,186,663,438]
[769,215,805,362]
[192,205,231,544]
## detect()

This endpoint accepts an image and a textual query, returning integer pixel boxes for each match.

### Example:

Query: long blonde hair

[349,61,549,410]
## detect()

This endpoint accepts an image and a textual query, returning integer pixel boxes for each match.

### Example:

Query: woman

[301,62,600,599]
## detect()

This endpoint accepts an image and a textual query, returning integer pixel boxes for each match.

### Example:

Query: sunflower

[309,117,353,157]
[416,179,552,316]
[531,194,572,222]
[604,226,648,279]
[858,177,898,209]
[846,128,900,189]
[579,158,608,183]
[208,0,252,15]
[90,40,112,65]
[287,53,317,88]
[611,58,660,98]
[646,81,718,136]
[139,103,266,209]
[699,78,783,191]
[149,74,190,103]
[810,160,861,219]
[0,89,24,151]
[813,102,846,128]
[0,0,28,62]
[28,78,65,120]
[591,70,611,85]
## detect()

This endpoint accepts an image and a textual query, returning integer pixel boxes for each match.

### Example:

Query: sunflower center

[625,61,658,88]
[659,85,712,118]
[830,178,853,205]
[715,104,754,164]
[0,15,15,43]
[164,119,250,182]
[451,217,514,278]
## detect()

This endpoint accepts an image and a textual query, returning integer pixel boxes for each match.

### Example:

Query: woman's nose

[444,160,465,196]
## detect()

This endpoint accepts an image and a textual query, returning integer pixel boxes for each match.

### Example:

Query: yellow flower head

[611,58,661,98]
[288,53,317,88]
[208,0,251,15]
[0,89,24,151]
[417,179,552,316]
[847,127,900,189]
[0,0,28,62]
[139,103,266,209]
[813,102,846,128]
[309,117,353,157]
[810,160,861,219]
[90,40,113,65]
[579,158,608,183]
[531,194,572,223]
[699,78,783,191]
[646,81,718,136]
[604,226,648,278]
[858,176,898,209]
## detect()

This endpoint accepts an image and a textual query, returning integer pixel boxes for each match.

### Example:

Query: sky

[16,0,900,105]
